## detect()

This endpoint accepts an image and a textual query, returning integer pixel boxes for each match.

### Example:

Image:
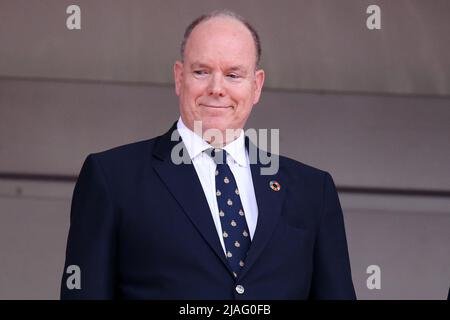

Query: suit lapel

[151,123,287,279]
[151,123,233,274]
[238,139,287,280]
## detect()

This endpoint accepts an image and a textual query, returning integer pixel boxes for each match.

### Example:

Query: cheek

[233,87,255,111]
[184,79,207,100]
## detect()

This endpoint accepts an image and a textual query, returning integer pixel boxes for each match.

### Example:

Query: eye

[193,70,208,76]
[227,73,241,79]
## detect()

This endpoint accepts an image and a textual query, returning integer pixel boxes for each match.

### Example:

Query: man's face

[174,17,265,144]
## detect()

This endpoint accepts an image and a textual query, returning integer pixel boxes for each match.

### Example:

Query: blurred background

[0,0,449,299]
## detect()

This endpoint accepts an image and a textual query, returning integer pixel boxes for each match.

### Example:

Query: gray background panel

[1,0,449,95]
[0,0,449,299]
[1,78,449,191]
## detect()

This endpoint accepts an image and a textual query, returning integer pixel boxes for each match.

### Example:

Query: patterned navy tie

[207,148,251,278]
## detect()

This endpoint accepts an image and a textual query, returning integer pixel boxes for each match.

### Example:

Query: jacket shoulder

[279,154,329,180]
[91,137,158,161]
[82,137,161,176]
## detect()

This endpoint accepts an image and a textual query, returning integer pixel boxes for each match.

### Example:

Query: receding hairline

[180,10,262,69]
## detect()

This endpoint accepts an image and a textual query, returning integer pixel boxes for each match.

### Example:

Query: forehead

[184,17,257,67]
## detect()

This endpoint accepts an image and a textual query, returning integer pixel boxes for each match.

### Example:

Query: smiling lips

[200,104,232,109]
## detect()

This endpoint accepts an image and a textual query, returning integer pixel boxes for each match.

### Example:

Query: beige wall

[1,0,449,95]
[0,0,449,299]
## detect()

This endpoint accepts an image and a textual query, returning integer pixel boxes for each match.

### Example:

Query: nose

[207,73,225,97]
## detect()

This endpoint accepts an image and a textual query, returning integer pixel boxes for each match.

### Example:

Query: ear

[174,61,184,96]
[252,69,265,105]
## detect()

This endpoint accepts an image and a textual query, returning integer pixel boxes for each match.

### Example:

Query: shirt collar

[176,117,248,167]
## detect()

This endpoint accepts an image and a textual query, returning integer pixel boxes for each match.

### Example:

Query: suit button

[235,285,245,295]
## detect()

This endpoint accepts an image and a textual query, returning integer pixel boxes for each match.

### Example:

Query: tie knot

[206,148,227,165]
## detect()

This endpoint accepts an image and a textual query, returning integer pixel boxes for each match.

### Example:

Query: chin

[201,119,229,132]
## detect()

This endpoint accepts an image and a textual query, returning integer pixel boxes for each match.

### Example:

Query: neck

[182,117,243,148]
[205,129,242,148]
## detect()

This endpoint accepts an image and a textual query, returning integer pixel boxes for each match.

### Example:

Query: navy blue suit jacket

[61,122,356,299]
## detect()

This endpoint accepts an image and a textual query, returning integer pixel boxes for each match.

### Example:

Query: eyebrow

[228,65,247,72]
[190,62,248,73]
[190,62,209,69]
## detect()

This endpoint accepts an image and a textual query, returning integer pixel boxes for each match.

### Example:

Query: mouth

[200,104,232,109]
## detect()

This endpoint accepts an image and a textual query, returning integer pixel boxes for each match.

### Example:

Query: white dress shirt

[176,117,259,255]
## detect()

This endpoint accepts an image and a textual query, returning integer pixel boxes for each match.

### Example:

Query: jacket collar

[152,121,287,281]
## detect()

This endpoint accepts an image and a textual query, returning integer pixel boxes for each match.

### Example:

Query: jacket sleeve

[60,154,118,299]
[309,172,356,299]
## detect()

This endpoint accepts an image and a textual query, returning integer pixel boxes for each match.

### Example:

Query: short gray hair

[180,10,262,68]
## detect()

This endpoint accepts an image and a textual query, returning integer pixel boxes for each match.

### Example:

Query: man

[61,10,356,299]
